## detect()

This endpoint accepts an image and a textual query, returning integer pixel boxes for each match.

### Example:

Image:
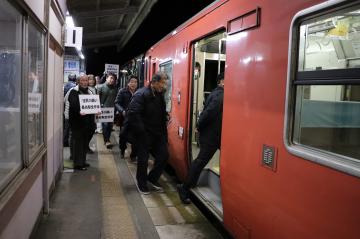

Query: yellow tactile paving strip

[96,137,138,239]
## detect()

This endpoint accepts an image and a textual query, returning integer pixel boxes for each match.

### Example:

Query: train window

[159,60,173,112]
[0,0,23,190]
[27,21,45,158]
[298,7,360,72]
[286,2,360,177]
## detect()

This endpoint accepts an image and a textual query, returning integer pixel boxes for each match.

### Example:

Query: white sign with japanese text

[79,94,101,114]
[96,107,114,123]
[28,93,42,113]
[105,63,119,78]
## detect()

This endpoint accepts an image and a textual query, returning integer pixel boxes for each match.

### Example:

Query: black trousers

[119,126,128,153]
[183,143,219,189]
[119,127,137,158]
[135,135,168,188]
[87,127,95,149]
[63,118,71,146]
[71,127,90,167]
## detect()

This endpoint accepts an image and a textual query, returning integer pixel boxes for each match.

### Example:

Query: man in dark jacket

[67,74,96,170]
[63,73,77,146]
[64,73,77,96]
[115,75,138,160]
[127,72,169,194]
[177,72,224,204]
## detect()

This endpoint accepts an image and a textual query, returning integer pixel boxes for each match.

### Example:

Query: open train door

[188,30,226,220]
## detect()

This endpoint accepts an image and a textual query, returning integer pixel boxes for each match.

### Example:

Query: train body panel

[144,0,360,238]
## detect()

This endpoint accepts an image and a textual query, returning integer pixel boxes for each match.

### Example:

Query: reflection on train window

[191,31,226,175]
[159,60,173,112]
[27,21,44,157]
[291,4,360,169]
[0,1,22,190]
[293,85,360,160]
[298,6,360,71]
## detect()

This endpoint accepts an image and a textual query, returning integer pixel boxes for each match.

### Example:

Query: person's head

[88,74,96,87]
[68,73,76,82]
[150,72,168,93]
[194,62,201,78]
[127,75,138,92]
[78,73,88,89]
[217,72,224,87]
[106,73,116,85]
[29,71,37,81]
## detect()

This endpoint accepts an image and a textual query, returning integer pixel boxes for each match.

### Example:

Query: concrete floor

[34,145,102,239]
[34,131,223,239]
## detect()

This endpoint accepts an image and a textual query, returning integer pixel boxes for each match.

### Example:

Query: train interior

[190,31,226,219]
[294,8,360,161]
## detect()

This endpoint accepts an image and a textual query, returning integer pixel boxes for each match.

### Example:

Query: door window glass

[160,61,173,112]
[27,21,45,157]
[0,0,23,190]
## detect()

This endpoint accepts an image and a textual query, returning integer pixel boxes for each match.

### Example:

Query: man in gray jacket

[98,73,117,148]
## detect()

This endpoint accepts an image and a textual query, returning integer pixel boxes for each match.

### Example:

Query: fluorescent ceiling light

[66,15,75,27]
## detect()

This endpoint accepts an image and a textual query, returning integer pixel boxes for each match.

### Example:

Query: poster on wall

[105,63,119,79]
[64,56,80,82]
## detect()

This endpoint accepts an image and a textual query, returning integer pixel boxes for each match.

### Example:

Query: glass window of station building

[0,0,45,191]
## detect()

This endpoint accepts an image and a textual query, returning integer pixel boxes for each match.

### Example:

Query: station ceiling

[67,0,157,51]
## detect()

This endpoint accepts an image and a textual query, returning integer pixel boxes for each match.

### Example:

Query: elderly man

[66,73,95,170]
[127,72,169,194]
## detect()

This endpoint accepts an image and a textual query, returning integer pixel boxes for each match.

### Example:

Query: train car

[140,0,360,238]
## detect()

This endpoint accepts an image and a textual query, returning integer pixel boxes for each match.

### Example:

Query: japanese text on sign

[79,94,101,114]
[96,107,114,123]
[105,64,119,78]
[28,93,42,113]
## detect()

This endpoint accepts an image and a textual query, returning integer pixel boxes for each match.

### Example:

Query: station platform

[33,131,224,239]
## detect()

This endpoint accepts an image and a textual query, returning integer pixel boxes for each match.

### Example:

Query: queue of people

[63,70,224,203]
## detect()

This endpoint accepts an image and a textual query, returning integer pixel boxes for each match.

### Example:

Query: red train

[130,0,360,238]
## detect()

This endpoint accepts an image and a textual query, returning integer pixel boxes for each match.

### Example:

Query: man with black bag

[114,75,138,160]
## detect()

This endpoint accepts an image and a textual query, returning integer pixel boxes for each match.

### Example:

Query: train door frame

[187,28,227,220]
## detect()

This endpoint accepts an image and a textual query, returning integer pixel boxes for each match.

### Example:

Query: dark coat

[64,81,76,97]
[68,86,95,131]
[114,87,134,113]
[127,86,168,140]
[197,86,224,147]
